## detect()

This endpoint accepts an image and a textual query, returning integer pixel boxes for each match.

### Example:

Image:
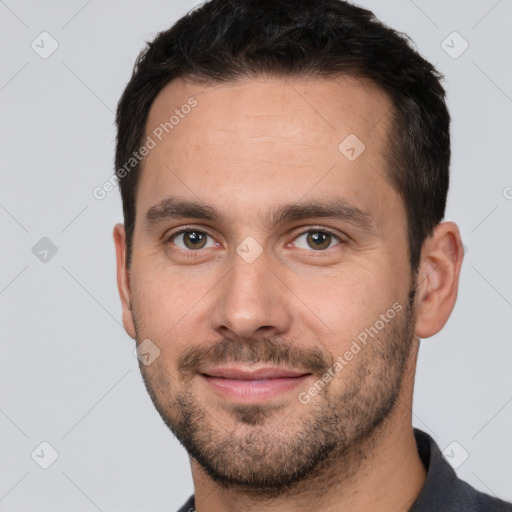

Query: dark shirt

[176,428,512,511]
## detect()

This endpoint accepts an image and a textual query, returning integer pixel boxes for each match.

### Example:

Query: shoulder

[411,429,512,512]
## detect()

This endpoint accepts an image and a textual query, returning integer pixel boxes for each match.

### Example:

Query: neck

[190,341,426,512]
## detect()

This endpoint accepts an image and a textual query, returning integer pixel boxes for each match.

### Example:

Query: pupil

[186,231,205,248]
[308,231,330,250]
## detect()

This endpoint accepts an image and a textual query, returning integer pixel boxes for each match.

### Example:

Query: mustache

[178,337,334,381]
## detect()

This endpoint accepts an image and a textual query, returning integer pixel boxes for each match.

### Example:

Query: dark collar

[409,428,511,511]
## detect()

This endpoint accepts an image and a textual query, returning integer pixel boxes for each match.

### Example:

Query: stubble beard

[134,285,417,496]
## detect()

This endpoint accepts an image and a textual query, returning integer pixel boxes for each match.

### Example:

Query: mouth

[200,366,312,403]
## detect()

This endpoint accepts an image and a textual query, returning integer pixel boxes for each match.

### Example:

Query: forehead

[145,74,392,154]
[136,75,397,229]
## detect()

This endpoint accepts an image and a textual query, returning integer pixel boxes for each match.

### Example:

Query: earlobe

[113,223,136,339]
[414,222,464,339]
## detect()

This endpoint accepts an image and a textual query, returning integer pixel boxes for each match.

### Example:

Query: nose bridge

[211,243,292,338]
[226,247,273,317]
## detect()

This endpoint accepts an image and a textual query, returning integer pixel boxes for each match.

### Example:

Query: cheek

[131,265,219,353]
[130,268,193,334]
[291,263,406,352]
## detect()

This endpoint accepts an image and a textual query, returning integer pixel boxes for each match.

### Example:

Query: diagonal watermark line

[163,162,204,202]
[368,101,395,134]
[471,266,512,309]
[0,62,29,92]
[265,265,336,336]
[61,0,93,29]
[0,265,29,295]
[367,160,392,189]
[61,471,103,511]
[157,361,230,435]
[411,412,439,439]
[0,472,29,502]
[293,163,337,204]
[408,0,439,28]
[470,471,498,497]
[472,396,512,439]
[194,488,218,512]
[0,201,29,233]
[397,496,418,512]
[0,407,29,438]
[0,0,28,28]
[470,204,499,233]
[60,265,124,328]
[61,61,114,114]
[471,0,503,30]
[61,369,131,439]
[60,204,89,233]
[285,80,337,131]
[472,61,512,104]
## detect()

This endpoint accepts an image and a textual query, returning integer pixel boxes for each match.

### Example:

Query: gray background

[1,0,511,510]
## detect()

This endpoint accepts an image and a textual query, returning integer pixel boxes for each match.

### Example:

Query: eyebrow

[144,196,375,233]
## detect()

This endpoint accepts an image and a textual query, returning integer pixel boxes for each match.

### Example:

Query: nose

[209,246,293,341]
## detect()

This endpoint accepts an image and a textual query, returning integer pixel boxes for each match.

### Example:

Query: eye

[291,229,343,251]
[168,229,218,251]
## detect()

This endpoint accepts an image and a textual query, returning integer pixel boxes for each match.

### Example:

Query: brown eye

[171,230,214,250]
[306,231,332,250]
[293,230,342,251]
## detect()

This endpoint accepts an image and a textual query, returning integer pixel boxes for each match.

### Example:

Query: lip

[202,366,310,380]
[200,366,312,403]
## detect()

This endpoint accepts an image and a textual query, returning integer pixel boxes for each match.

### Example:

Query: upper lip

[201,366,311,380]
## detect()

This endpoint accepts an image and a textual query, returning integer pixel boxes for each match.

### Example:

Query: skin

[113,76,464,512]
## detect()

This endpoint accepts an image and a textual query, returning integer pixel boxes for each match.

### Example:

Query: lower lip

[202,375,311,403]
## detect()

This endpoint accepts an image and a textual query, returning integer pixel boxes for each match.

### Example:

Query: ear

[414,221,464,339]
[113,223,136,339]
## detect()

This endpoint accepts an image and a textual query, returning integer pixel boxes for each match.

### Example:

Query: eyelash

[165,226,345,255]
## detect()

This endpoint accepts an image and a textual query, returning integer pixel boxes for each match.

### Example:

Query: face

[118,76,418,492]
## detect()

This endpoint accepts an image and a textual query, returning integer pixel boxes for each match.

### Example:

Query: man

[112,0,512,510]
